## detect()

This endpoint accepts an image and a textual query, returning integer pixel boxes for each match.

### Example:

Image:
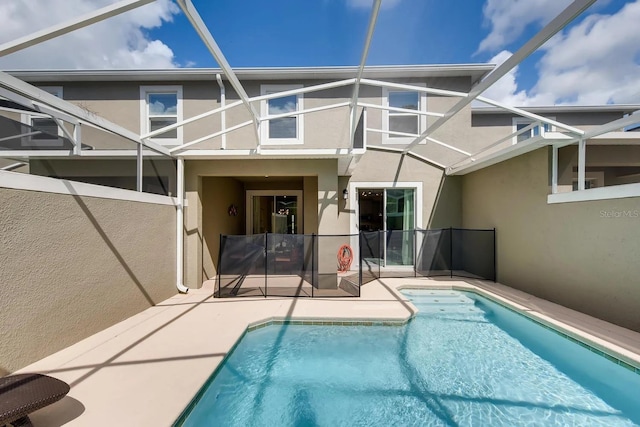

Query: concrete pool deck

[17,277,640,426]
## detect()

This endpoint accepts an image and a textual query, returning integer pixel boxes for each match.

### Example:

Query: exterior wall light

[343,189,349,200]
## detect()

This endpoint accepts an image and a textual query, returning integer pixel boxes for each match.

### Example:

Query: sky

[0,0,639,106]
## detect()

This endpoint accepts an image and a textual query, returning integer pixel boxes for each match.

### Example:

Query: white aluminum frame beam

[366,128,470,156]
[577,138,586,190]
[216,73,227,150]
[367,144,446,169]
[477,96,585,136]
[0,131,42,143]
[0,71,170,155]
[260,101,350,122]
[0,162,26,172]
[0,105,48,117]
[0,86,78,125]
[142,100,243,139]
[404,0,597,153]
[0,0,156,57]
[349,0,382,148]
[170,120,254,153]
[361,78,467,97]
[447,122,539,171]
[551,145,558,194]
[252,79,356,103]
[551,110,640,149]
[144,79,355,142]
[176,0,261,144]
[358,101,444,118]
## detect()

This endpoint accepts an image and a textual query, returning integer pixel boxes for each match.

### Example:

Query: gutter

[216,73,226,150]
[176,158,189,293]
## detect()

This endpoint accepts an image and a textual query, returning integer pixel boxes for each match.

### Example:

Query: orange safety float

[337,244,353,272]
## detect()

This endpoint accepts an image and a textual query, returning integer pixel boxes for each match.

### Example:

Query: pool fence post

[413,228,417,278]
[264,232,268,298]
[358,232,363,293]
[493,228,497,282]
[450,227,453,278]
[311,233,315,297]
[216,234,223,298]
[311,233,316,298]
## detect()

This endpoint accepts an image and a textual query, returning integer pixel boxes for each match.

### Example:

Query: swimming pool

[175,289,640,426]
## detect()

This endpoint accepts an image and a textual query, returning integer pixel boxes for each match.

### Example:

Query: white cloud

[478,0,571,53]
[481,1,640,106]
[533,1,640,104]
[0,0,180,69]
[346,0,402,10]
[480,50,543,107]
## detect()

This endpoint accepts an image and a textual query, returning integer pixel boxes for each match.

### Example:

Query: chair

[0,374,70,427]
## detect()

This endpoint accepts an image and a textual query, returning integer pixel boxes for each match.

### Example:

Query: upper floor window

[261,84,303,145]
[382,85,427,144]
[22,86,63,147]
[513,117,554,143]
[140,86,183,145]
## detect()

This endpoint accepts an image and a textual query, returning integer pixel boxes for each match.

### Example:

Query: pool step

[403,290,486,316]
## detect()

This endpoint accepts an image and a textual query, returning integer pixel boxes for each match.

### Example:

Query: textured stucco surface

[0,188,176,374]
[462,148,640,332]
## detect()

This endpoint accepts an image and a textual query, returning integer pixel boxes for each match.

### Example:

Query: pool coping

[172,281,640,425]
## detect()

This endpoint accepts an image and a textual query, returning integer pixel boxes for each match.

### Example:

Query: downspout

[216,73,226,150]
[176,157,190,293]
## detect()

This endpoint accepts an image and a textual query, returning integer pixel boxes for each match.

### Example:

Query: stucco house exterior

[1,64,640,373]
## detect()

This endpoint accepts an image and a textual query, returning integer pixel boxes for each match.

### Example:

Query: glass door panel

[251,195,299,235]
[252,196,275,234]
[358,189,384,266]
[275,195,298,234]
[386,189,415,266]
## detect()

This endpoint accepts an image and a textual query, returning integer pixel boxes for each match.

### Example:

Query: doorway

[246,190,303,235]
[358,188,415,267]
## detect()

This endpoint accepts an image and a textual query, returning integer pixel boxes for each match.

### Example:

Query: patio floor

[17,277,640,426]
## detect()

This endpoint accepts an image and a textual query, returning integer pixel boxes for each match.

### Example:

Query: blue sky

[0,0,638,106]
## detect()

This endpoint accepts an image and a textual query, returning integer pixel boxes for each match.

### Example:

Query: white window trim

[512,116,555,144]
[140,85,183,146]
[382,84,427,145]
[260,84,304,145]
[20,86,64,146]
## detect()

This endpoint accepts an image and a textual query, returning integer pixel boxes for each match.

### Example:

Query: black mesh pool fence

[215,228,495,298]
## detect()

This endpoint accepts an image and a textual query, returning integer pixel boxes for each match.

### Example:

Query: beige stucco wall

[0,188,176,374]
[469,111,627,153]
[46,76,479,153]
[349,150,462,229]
[462,148,640,332]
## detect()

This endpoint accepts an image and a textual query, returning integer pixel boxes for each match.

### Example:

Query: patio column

[316,163,339,288]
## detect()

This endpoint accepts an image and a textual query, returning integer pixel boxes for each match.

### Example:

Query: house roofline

[472,104,640,114]
[5,64,494,84]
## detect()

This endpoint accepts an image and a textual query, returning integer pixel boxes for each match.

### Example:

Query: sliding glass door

[247,191,302,235]
[358,188,415,267]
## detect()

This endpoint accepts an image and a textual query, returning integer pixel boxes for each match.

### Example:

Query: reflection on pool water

[176,290,640,426]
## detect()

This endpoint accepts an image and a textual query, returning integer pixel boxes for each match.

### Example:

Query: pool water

[177,290,640,426]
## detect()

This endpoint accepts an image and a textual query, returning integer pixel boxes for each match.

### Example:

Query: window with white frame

[382,85,427,144]
[260,84,303,144]
[21,86,64,147]
[140,86,183,145]
[513,117,554,143]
